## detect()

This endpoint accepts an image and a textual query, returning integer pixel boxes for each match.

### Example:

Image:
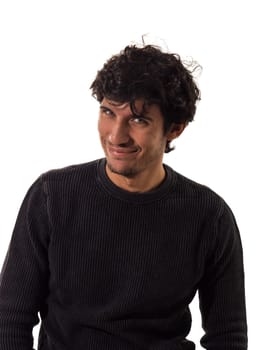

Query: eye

[100,106,114,116]
[130,116,148,125]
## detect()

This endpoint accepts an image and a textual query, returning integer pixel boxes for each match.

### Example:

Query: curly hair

[90,45,201,152]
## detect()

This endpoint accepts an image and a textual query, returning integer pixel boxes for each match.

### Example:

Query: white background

[0,0,262,348]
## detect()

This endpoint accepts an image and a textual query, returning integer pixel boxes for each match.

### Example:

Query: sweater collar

[96,158,177,204]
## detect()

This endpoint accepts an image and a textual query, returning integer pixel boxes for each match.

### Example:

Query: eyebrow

[101,101,129,109]
[99,104,154,121]
[99,105,115,113]
[100,105,111,110]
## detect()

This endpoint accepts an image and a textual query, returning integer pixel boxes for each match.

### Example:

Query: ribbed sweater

[0,159,247,350]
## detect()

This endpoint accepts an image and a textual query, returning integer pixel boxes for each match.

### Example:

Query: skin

[98,98,186,192]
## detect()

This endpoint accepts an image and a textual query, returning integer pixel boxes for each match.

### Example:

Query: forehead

[103,99,130,110]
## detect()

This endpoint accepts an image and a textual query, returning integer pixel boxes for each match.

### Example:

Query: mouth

[107,146,139,159]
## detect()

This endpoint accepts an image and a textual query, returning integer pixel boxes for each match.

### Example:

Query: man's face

[98,98,174,179]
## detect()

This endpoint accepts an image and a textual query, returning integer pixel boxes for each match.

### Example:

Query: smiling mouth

[108,146,139,158]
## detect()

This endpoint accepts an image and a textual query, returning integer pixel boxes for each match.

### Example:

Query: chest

[47,199,208,307]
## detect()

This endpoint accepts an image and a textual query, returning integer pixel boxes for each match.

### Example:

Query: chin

[107,162,138,178]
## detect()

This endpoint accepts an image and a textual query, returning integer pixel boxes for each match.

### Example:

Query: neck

[105,164,166,193]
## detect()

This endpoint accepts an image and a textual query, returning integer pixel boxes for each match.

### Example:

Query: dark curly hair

[90,45,201,152]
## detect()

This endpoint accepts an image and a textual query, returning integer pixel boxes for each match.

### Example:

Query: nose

[109,121,131,146]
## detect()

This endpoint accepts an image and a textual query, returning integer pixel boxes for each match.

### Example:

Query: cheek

[98,116,113,137]
[98,119,106,138]
[135,137,162,155]
[142,131,166,148]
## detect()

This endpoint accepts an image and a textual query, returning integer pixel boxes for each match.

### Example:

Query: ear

[166,123,187,142]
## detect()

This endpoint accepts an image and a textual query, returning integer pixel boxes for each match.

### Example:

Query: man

[0,45,247,349]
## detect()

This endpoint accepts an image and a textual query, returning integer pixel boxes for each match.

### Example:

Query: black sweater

[0,159,247,349]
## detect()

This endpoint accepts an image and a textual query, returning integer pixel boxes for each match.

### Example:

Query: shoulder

[170,166,223,200]
[166,165,228,218]
[170,169,241,243]
[37,159,102,197]
[40,159,100,183]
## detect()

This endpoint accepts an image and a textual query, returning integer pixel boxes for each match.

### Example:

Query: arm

[199,202,247,350]
[0,177,50,350]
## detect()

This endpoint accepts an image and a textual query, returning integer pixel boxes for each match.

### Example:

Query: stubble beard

[106,161,139,178]
[104,141,166,179]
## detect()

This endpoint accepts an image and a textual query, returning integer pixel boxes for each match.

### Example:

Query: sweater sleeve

[0,176,50,350]
[198,201,248,350]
